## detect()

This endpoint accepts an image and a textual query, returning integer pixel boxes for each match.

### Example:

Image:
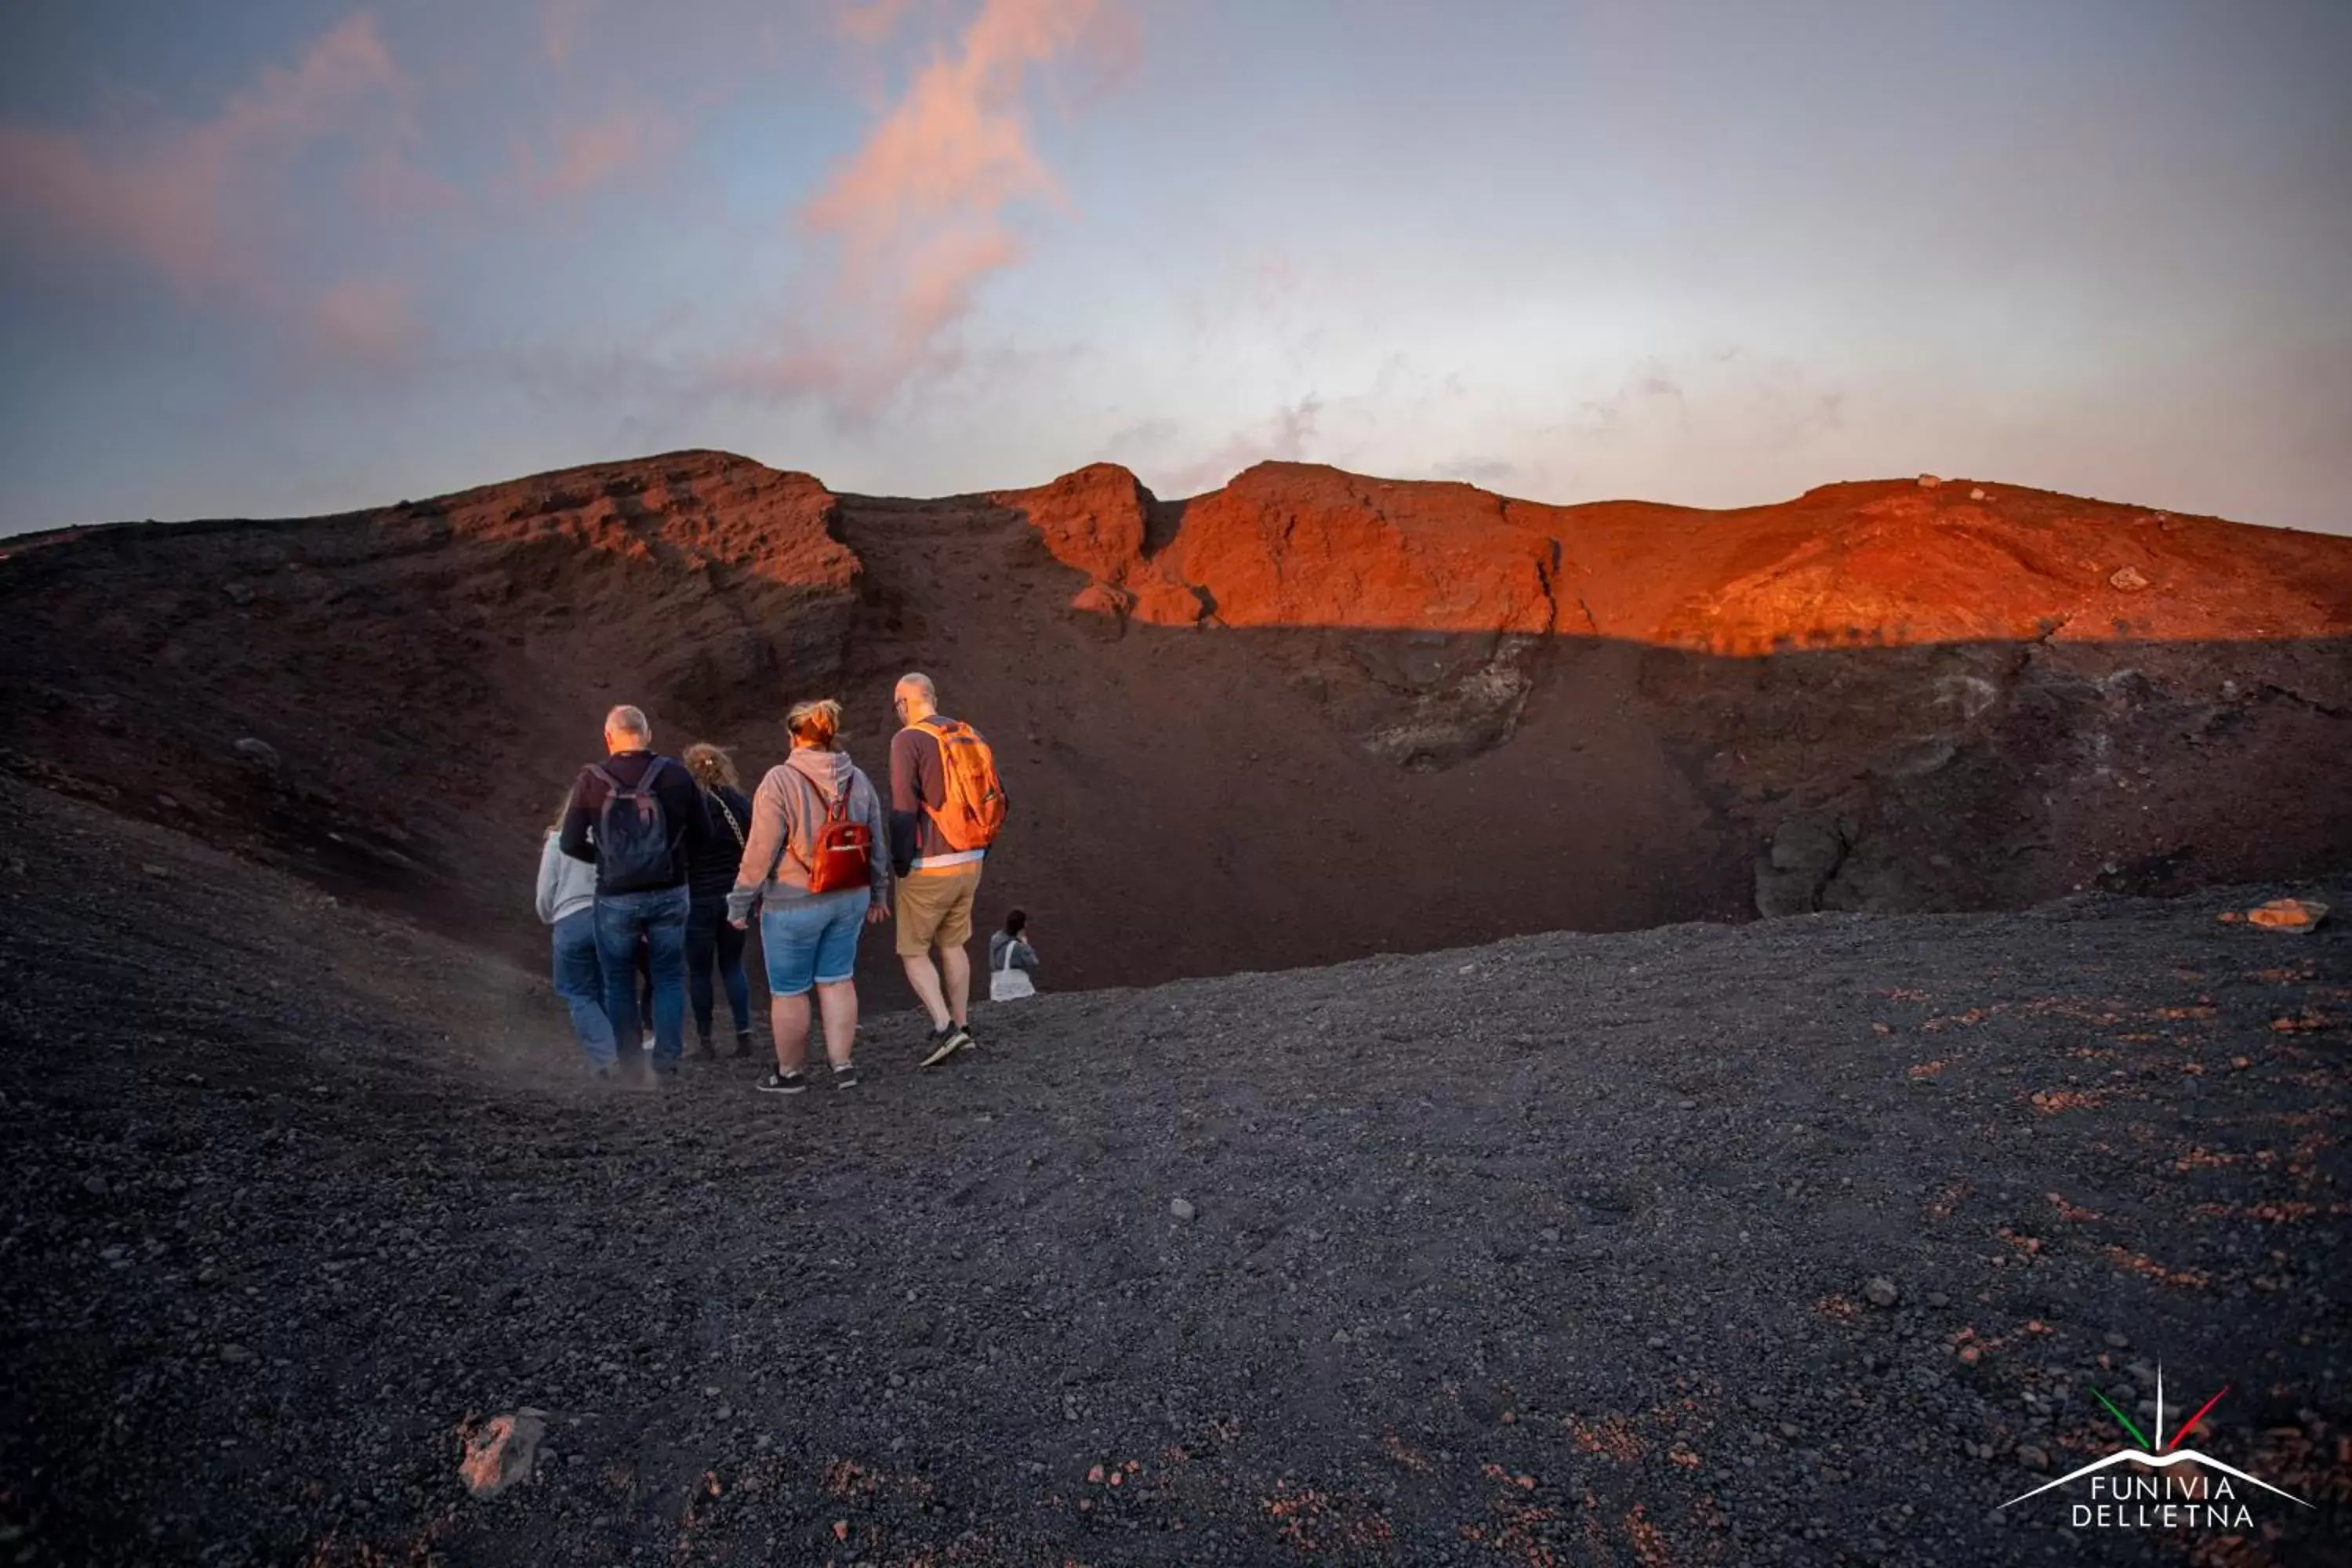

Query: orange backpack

[916,717,1007,851]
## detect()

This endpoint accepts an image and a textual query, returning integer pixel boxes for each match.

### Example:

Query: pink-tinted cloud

[543,0,596,71]
[745,0,1114,413]
[307,274,416,368]
[0,15,409,299]
[833,0,920,46]
[518,107,679,201]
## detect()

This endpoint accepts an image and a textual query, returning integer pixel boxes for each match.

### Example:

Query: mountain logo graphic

[1998,1365,2312,1512]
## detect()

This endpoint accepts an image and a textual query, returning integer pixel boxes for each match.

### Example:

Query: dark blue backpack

[587,757,677,893]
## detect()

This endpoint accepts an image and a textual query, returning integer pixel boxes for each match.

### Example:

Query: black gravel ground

[2,776,2347,1566]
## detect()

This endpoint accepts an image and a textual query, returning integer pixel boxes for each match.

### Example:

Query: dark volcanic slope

[2,779,2347,1566]
[2,452,2348,994]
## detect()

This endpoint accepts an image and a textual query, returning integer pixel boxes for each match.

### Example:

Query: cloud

[543,0,596,71]
[306,274,416,368]
[1566,352,1846,452]
[833,0,920,45]
[0,15,411,300]
[518,107,679,201]
[1156,394,1325,495]
[732,0,1112,415]
[1576,367,1687,440]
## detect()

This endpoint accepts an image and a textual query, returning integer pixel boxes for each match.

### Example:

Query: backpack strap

[767,763,837,880]
[590,758,666,799]
[710,789,746,851]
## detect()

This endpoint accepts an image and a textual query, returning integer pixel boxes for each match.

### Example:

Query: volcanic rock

[459,1410,545,1498]
[2245,897,2328,932]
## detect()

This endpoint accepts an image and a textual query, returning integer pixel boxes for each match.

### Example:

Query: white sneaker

[641,1031,655,1052]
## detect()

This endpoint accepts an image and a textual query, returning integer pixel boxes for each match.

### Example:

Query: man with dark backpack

[559,705,713,1079]
[887,673,1007,1068]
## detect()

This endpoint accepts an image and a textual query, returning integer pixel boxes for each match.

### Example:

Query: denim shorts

[760,890,870,996]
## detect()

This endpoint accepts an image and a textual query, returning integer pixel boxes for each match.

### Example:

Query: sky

[1,0,2348,536]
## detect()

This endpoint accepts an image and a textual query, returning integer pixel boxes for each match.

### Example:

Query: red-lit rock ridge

[996,462,2350,647]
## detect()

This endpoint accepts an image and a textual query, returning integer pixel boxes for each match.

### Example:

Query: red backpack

[789,771,872,894]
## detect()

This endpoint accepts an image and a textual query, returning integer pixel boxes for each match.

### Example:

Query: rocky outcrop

[999,460,1561,635]
[0,450,859,935]
[995,462,1564,766]
[1755,815,1849,916]
[1001,461,2352,655]
[991,463,1202,628]
[996,459,2352,796]
[1155,464,1560,633]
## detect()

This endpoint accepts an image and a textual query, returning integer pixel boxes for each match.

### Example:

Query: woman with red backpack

[726,699,893,1094]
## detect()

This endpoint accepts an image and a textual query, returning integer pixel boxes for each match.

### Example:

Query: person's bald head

[604,705,652,753]
[893,673,938,725]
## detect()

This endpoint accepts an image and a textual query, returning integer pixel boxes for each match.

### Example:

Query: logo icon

[1999,1366,2311,1529]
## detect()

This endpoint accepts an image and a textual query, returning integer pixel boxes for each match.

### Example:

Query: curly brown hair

[682,742,739,789]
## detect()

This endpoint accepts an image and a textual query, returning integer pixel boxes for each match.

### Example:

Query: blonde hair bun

[786,699,843,749]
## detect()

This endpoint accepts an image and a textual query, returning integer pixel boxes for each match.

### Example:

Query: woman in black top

[682,743,757,1058]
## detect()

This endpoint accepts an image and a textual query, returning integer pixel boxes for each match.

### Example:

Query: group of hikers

[531,673,1040,1091]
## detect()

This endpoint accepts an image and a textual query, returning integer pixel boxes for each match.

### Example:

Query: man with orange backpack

[887,672,1008,1067]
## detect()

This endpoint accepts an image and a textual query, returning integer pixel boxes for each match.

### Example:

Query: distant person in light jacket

[535,797,618,1074]
[988,909,1040,1002]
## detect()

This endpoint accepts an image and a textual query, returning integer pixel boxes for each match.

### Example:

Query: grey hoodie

[535,830,597,925]
[726,748,893,923]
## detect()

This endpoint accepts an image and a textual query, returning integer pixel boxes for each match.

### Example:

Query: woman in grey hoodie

[727,699,893,1094]
[535,793,619,1074]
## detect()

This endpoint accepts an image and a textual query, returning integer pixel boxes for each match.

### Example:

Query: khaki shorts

[895,864,982,958]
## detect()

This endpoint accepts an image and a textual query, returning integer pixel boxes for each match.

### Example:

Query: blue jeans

[550,910,617,1068]
[596,886,690,1070]
[760,890,870,997]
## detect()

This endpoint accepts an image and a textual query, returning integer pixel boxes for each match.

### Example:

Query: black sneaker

[918,1025,964,1069]
[832,1062,860,1090]
[693,1034,718,1062]
[756,1070,808,1095]
[731,1031,754,1059]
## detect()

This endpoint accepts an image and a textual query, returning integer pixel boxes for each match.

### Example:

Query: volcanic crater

[1,454,2347,1565]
